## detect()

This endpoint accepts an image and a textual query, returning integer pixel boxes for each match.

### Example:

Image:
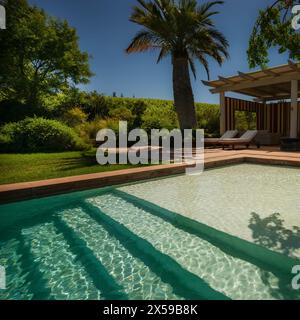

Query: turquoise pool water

[0,165,300,300]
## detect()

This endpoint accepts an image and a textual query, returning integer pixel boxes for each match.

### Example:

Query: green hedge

[0,117,88,153]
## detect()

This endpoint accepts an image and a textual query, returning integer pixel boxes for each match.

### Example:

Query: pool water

[0,164,300,300]
[120,164,300,259]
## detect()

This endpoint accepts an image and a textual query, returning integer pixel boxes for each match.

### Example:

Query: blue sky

[29,0,290,103]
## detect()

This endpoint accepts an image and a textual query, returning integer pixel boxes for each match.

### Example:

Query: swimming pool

[0,164,299,300]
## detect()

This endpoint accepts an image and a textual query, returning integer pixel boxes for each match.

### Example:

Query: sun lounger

[205,130,238,146]
[219,130,258,150]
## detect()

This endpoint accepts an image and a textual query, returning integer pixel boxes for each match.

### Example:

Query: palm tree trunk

[172,56,197,130]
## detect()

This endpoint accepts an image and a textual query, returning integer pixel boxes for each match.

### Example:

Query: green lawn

[0,151,144,185]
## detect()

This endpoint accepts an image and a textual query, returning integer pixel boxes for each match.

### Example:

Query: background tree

[248,0,300,68]
[0,0,92,108]
[126,0,229,130]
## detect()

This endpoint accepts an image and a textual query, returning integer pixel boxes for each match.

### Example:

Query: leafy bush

[109,106,135,128]
[76,118,120,145]
[196,103,220,137]
[61,107,88,127]
[235,111,257,131]
[141,104,178,132]
[81,91,110,120]
[0,117,88,153]
[131,100,147,128]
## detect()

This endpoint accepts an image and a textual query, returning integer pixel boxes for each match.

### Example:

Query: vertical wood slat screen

[298,102,300,137]
[224,97,292,136]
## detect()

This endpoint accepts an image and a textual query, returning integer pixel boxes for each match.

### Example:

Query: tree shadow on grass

[57,156,98,171]
[248,212,300,300]
[54,150,102,172]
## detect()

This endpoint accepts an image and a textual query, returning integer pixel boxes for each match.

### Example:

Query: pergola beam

[218,76,235,85]
[201,80,216,87]
[288,60,300,72]
[210,72,300,94]
[238,71,255,81]
[262,69,279,77]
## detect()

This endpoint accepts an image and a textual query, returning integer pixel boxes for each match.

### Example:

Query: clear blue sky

[29,0,289,103]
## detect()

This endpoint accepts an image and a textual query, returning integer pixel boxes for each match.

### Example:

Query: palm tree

[126,0,229,130]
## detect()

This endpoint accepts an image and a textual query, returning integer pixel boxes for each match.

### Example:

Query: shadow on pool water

[249,212,300,300]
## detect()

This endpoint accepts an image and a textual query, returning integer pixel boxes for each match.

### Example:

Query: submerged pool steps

[20,222,103,300]
[57,207,182,300]
[16,235,53,300]
[53,216,128,300]
[2,187,300,300]
[81,201,228,300]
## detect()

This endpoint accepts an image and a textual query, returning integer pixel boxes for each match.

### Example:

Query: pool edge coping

[1,153,300,204]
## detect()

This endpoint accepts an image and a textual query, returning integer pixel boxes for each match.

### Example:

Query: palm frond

[126,30,160,53]
[188,57,197,79]
[157,46,170,63]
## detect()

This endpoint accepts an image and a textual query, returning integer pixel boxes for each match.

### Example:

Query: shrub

[0,117,88,153]
[196,103,220,137]
[81,91,110,120]
[76,118,120,145]
[61,107,88,127]
[131,100,147,128]
[109,106,135,128]
[76,118,103,143]
[141,105,178,132]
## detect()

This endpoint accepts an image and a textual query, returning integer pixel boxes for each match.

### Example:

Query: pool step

[57,207,182,300]
[21,222,102,300]
[53,215,128,300]
[80,201,228,300]
[87,192,299,300]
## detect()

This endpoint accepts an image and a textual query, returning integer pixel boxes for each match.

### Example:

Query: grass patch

[0,150,145,185]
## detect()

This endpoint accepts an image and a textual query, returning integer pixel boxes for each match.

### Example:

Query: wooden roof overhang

[202,61,300,102]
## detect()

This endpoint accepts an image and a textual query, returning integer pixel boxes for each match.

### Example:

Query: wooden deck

[0,147,300,204]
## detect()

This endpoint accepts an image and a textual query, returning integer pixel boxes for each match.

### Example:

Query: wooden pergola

[203,61,300,138]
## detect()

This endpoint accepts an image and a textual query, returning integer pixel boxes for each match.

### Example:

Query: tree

[126,0,229,130]
[0,0,92,107]
[248,0,300,68]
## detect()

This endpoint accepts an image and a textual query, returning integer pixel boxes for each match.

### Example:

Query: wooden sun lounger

[219,130,258,150]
